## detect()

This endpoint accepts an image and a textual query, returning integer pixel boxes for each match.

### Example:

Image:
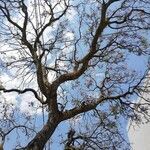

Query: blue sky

[0,0,150,149]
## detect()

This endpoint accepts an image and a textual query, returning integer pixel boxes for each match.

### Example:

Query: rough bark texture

[26,116,60,150]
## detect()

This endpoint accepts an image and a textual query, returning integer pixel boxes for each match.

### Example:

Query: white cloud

[19,92,42,115]
[0,0,76,116]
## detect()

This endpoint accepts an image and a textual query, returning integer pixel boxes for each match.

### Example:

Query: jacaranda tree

[0,0,150,149]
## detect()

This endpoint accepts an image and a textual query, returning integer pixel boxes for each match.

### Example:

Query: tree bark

[26,116,60,150]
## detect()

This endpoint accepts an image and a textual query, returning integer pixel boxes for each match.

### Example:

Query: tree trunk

[26,116,60,150]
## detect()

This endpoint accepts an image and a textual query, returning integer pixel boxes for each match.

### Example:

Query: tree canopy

[0,0,150,149]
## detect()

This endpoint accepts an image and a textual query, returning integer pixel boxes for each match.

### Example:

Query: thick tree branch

[52,2,109,89]
[62,76,145,121]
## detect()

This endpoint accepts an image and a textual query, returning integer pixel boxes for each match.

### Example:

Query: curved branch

[33,1,69,50]
[52,2,109,89]
[0,2,22,31]
[0,87,46,104]
[62,75,146,120]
